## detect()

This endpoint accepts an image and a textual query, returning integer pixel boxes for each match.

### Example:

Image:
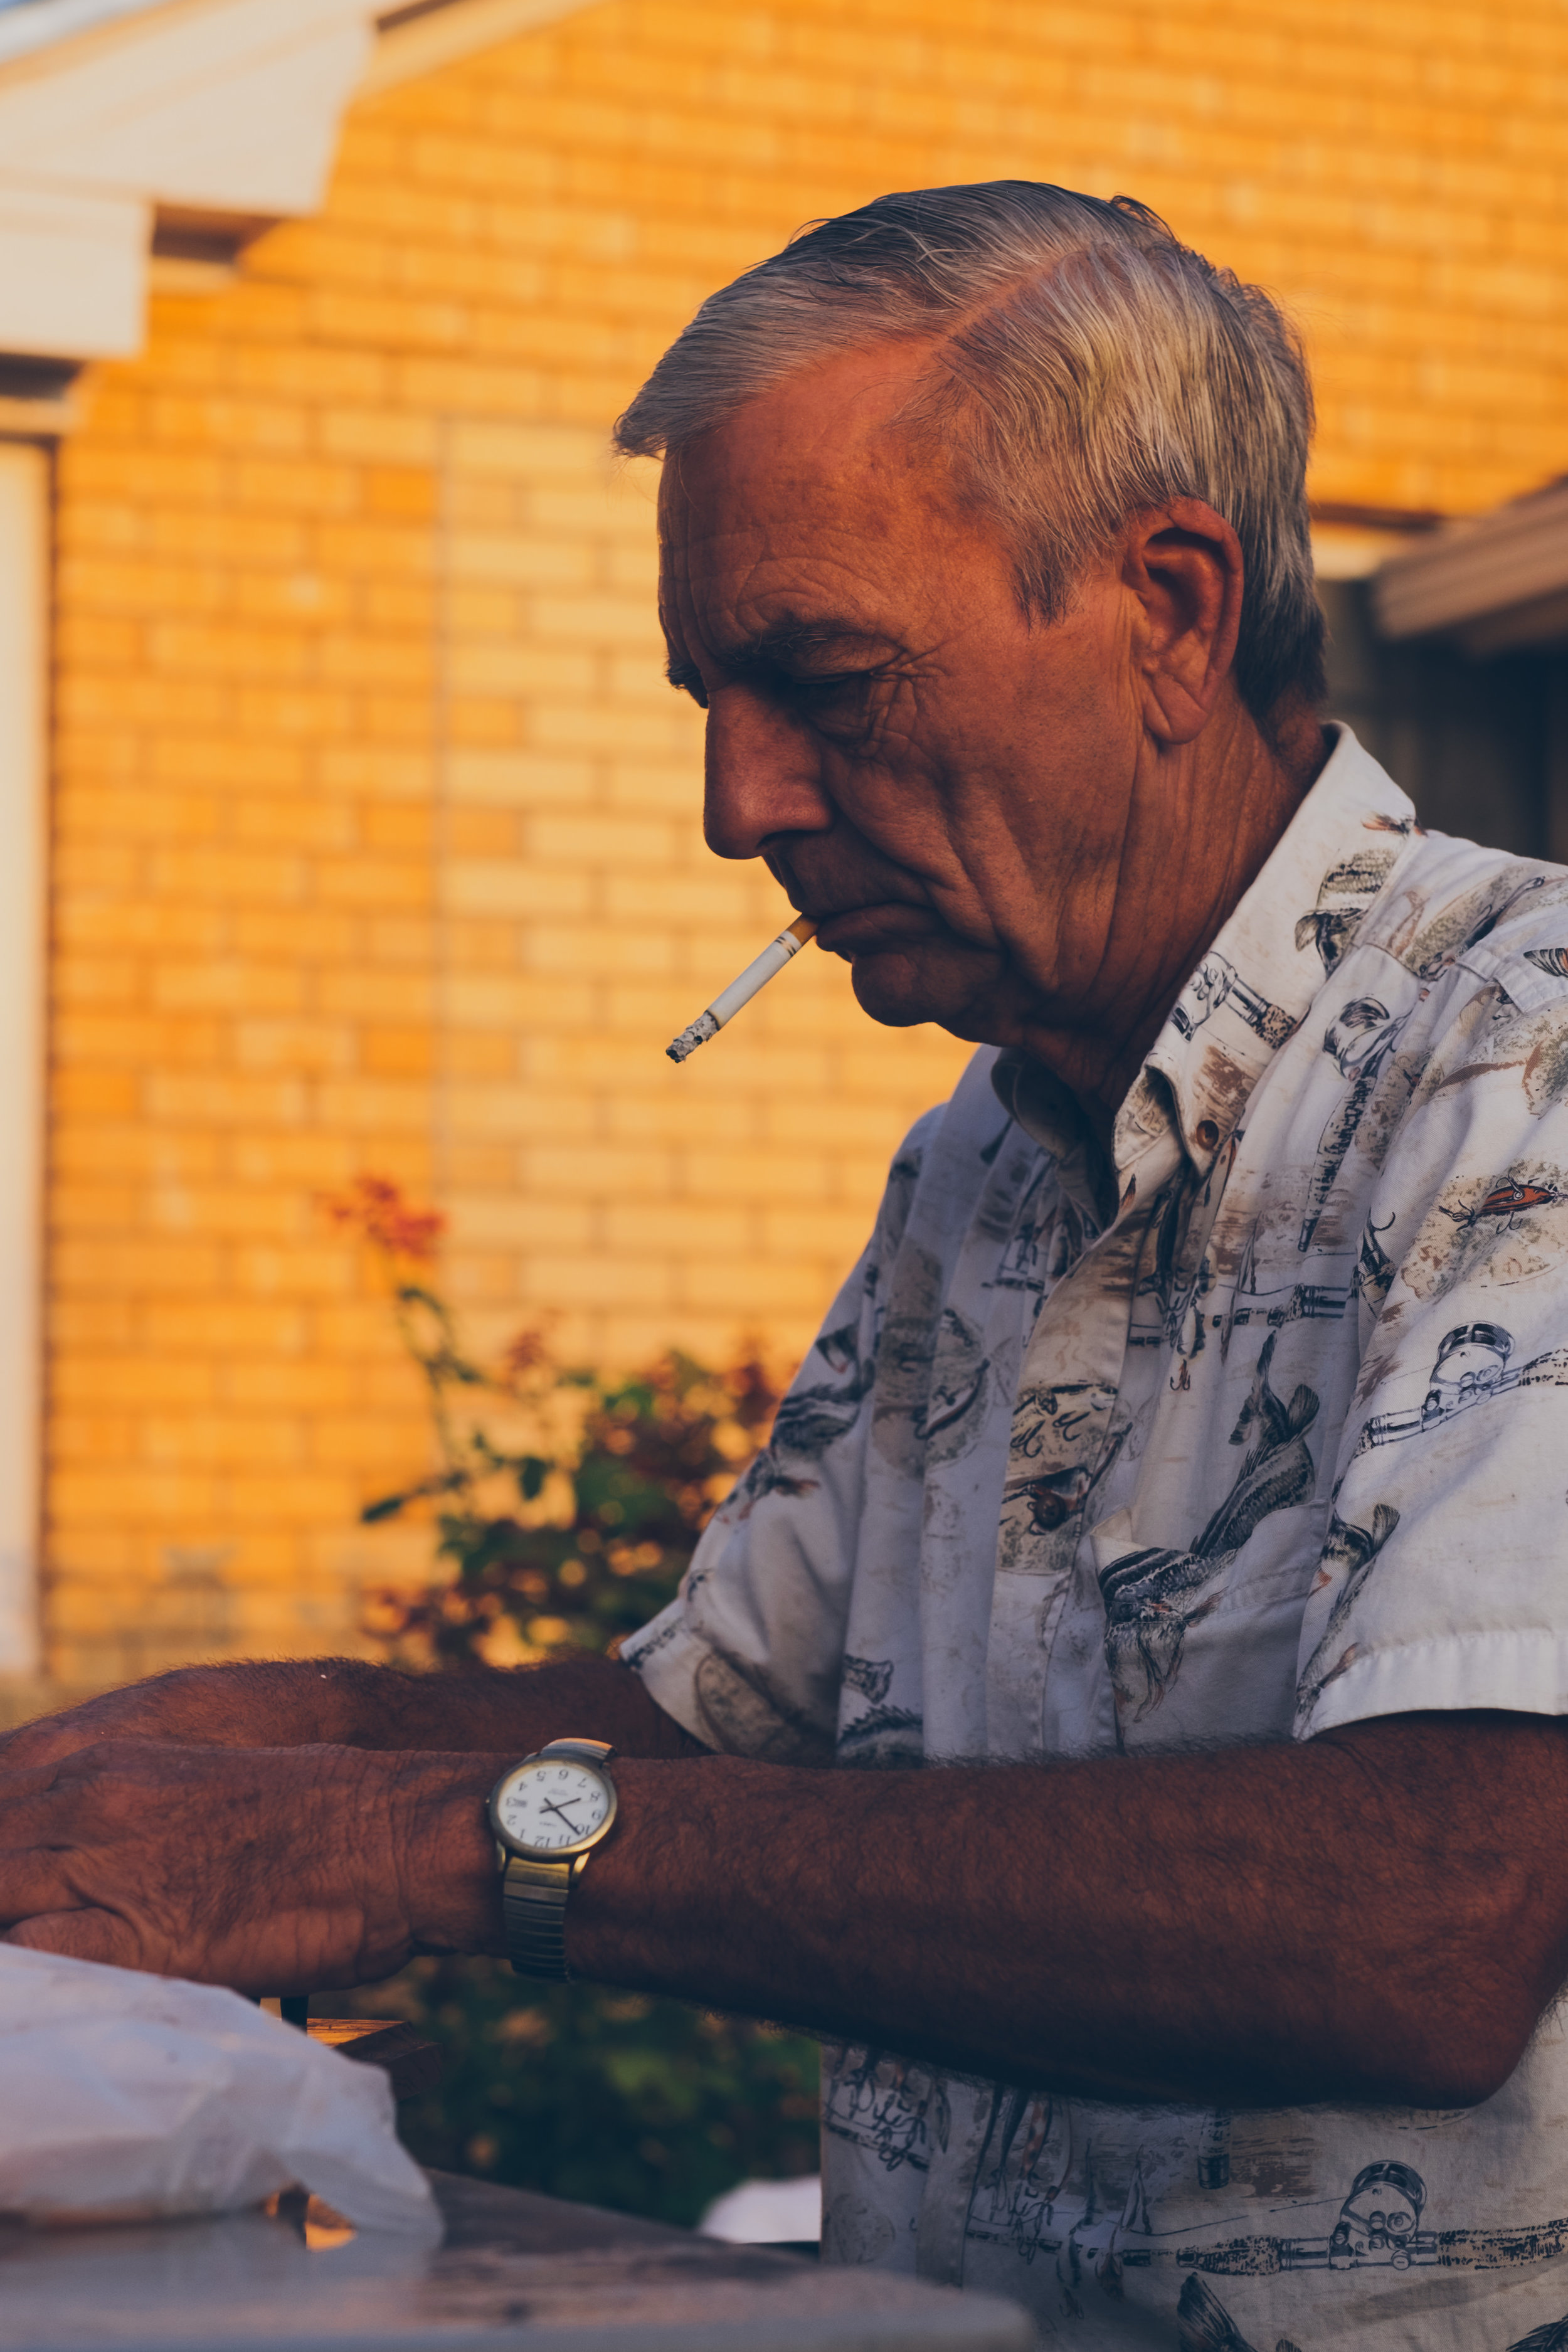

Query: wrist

[388,1751,512,1958]
[559,1752,704,1988]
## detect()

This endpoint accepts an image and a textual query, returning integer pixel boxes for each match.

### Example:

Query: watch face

[492,1759,615,1856]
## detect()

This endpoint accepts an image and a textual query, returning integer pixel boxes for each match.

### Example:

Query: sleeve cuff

[1298,1627,1568,1740]
[618,1601,717,1750]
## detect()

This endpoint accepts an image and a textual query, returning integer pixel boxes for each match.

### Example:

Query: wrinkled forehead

[652,346,987,640]
[658,341,961,531]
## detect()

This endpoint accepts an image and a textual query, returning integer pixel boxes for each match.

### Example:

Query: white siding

[0,441,46,1673]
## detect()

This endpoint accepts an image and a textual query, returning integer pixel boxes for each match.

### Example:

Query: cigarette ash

[667,1010,720,1064]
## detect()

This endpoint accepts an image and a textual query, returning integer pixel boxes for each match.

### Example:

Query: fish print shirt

[623,725,1568,2350]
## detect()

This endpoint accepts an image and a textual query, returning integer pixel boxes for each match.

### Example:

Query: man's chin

[846,942,1004,1042]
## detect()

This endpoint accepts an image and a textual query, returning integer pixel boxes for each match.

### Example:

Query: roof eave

[1373,482,1568,657]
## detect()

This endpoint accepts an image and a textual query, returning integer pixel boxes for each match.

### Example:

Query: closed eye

[783,668,886,741]
[664,652,888,733]
[791,672,874,701]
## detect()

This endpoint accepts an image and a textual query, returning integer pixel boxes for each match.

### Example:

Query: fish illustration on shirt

[1100,1335,1319,1721]
[1438,1178,1568,1231]
[1299,997,1411,1251]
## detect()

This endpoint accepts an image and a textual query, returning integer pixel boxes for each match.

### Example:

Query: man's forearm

[0,1655,704,1769]
[563,1713,1568,2112]
[11,1705,1565,2114]
[242,1654,707,1758]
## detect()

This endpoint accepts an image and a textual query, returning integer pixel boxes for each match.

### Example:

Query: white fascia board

[0,442,47,1675]
[75,15,371,218]
[0,0,378,218]
[0,177,145,356]
[0,1,165,72]
[0,0,379,359]
[1374,482,1568,645]
[363,0,601,97]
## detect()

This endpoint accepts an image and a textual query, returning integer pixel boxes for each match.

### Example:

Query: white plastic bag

[0,1942,439,2235]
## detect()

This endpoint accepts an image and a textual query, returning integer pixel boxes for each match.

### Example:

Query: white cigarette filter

[666,914,818,1063]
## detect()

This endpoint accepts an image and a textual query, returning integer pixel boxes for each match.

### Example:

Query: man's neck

[1019,701,1332,1147]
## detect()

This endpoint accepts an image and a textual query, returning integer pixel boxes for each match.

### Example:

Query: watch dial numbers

[498,1764,610,1851]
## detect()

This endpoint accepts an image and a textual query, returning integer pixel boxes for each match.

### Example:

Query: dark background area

[1320,580,1568,861]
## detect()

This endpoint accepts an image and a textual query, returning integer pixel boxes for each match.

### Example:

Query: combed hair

[615,183,1326,719]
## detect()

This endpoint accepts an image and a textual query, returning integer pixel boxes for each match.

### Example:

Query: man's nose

[703,686,835,860]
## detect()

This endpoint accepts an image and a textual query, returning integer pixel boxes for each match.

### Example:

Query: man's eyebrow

[733,617,891,665]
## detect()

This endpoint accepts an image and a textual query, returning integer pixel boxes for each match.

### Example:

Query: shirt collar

[993,724,1421,1189]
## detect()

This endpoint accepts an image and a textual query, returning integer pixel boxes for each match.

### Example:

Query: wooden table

[0,2169,1037,2350]
[307,2015,445,2102]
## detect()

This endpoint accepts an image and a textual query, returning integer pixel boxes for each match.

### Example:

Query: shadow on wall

[1320,578,1568,861]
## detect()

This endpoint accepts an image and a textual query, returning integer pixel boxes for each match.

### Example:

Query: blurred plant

[324,1177,817,2225]
[342,1956,822,2227]
[324,1172,447,1264]
[323,1173,781,1668]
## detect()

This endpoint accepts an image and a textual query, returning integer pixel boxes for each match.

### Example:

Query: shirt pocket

[1089,1498,1330,1752]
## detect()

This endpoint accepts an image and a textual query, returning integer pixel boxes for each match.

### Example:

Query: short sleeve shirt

[623,726,1568,2348]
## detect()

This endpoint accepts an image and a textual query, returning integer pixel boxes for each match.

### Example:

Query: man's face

[657,342,1185,1055]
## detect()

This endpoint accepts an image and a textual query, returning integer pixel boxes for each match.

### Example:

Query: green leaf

[361,1491,413,1523]
[336,1956,819,2230]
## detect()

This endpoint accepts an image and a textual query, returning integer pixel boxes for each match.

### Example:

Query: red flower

[322,1174,445,1264]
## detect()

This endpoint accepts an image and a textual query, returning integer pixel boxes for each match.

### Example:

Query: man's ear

[1121,499,1244,744]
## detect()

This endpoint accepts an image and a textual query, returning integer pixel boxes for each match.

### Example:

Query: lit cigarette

[666,914,818,1063]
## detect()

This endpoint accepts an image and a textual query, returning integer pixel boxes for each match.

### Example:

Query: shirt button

[1195,1119,1220,1152]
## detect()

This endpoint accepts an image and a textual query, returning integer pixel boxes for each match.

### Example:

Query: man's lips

[812,902,949,957]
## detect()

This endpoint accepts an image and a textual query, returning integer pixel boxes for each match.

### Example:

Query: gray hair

[615,183,1325,719]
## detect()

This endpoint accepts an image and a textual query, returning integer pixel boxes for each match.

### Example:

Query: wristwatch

[488,1739,618,1980]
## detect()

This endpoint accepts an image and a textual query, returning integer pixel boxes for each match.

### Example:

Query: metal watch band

[498,1738,615,1982]
[501,1851,580,1980]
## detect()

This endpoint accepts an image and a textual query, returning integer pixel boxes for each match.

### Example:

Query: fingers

[0,1697,122,1774]
[0,1777,99,1846]
[6,1909,142,1970]
[0,1738,213,1808]
[0,1746,70,1792]
[0,1769,75,1816]
[0,1848,96,1927]
[0,1769,124,1924]
[0,1742,413,1993]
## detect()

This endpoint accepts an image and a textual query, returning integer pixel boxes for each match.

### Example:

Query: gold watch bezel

[488,1754,619,1864]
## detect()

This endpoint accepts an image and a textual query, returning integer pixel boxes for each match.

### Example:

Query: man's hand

[0,1655,704,1776]
[0,1740,507,1993]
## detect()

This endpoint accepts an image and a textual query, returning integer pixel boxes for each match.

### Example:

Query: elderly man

[6,182,1568,2344]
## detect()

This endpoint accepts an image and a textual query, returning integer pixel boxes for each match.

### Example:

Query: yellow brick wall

[43,0,1568,1680]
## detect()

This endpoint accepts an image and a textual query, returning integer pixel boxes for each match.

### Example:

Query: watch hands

[539,1796,586,1831]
